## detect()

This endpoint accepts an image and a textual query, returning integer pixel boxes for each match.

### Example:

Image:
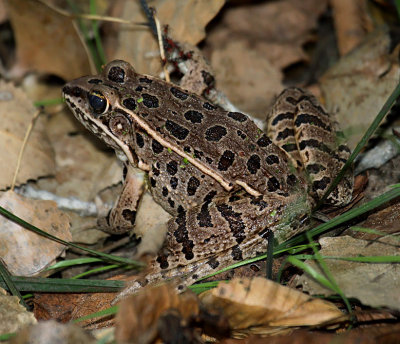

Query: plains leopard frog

[62,60,353,296]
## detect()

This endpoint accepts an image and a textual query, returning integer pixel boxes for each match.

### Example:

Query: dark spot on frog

[250,197,268,211]
[295,113,331,132]
[194,150,203,159]
[247,154,261,174]
[187,176,200,196]
[174,210,194,260]
[229,194,241,202]
[135,86,143,92]
[205,125,227,142]
[142,93,159,108]
[122,97,136,110]
[218,150,235,171]
[283,143,297,152]
[162,187,168,197]
[231,245,243,261]
[152,166,160,176]
[312,176,331,191]
[192,274,199,280]
[197,191,217,227]
[287,174,297,186]
[108,66,125,83]
[166,161,178,175]
[206,157,213,164]
[150,177,156,187]
[237,130,246,140]
[266,154,279,165]
[165,120,190,140]
[170,87,188,100]
[277,128,294,140]
[140,112,149,117]
[152,139,164,154]
[267,177,280,192]
[257,135,272,147]
[139,77,153,84]
[168,198,175,208]
[208,258,219,269]
[88,78,102,84]
[217,204,246,244]
[156,254,169,269]
[184,146,191,153]
[122,209,136,225]
[184,110,203,124]
[271,112,294,126]
[203,102,217,111]
[228,112,247,122]
[306,163,326,175]
[170,177,178,189]
[135,133,144,148]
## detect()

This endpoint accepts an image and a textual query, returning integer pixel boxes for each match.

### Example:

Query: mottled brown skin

[62,60,353,298]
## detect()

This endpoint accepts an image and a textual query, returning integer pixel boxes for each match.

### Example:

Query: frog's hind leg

[116,190,310,301]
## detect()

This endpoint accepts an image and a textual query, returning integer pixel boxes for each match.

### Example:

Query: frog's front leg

[117,190,311,299]
[98,164,145,234]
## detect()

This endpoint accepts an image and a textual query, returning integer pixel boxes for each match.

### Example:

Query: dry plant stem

[72,20,97,75]
[154,15,170,83]
[330,0,369,55]
[11,109,41,191]
[36,0,137,26]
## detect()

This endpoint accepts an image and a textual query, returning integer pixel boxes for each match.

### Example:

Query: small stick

[11,109,42,191]
[154,15,170,83]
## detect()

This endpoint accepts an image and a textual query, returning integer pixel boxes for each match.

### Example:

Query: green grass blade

[0,276,125,293]
[317,81,400,207]
[73,305,118,323]
[0,261,29,310]
[90,0,106,67]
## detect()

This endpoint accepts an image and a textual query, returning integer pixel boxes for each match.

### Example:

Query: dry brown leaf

[115,284,200,343]
[10,320,96,344]
[110,0,225,75]
[0,81,55,189]
[296,235,400,310]
[200,277,346,335]
[211,40,283,117]
[206,0,328,70]
[0,294,36,335]
[0,191,71,276]
[7,0,91,80]
[320,27,400,149]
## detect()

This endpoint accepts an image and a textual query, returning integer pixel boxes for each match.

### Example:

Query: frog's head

[62,60,139,164]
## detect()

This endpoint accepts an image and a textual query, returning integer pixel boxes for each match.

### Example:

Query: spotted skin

[62,60,353,298]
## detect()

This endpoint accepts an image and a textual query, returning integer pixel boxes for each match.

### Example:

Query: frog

[62,60,353,297]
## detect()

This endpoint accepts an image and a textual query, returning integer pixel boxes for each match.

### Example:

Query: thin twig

[154,15,170,83]
[11,109,41,191]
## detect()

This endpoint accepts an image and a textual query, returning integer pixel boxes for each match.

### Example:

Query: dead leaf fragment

[111,0,225,75]
[115,284,200,343]
[7,0,91,79]
[10,320,95,344]
[200,277,346,335]
[296,235,400,310]
[0,294,36,335]
[0,81,55,189]
[0,191,71,276]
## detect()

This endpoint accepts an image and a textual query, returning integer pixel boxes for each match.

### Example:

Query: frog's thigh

[98,164,145,234]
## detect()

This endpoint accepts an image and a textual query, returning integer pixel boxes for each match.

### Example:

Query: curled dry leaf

[0,191,71,276]
[200,277,346,335]
[115,284,200,343]
[111,0,225,75]
[7,0,91,79]
[0,81,55,189]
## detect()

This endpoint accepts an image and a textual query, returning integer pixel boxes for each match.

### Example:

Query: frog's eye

[88,90,109,115]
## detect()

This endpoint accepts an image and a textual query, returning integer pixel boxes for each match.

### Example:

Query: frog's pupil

[88,92,107,114]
